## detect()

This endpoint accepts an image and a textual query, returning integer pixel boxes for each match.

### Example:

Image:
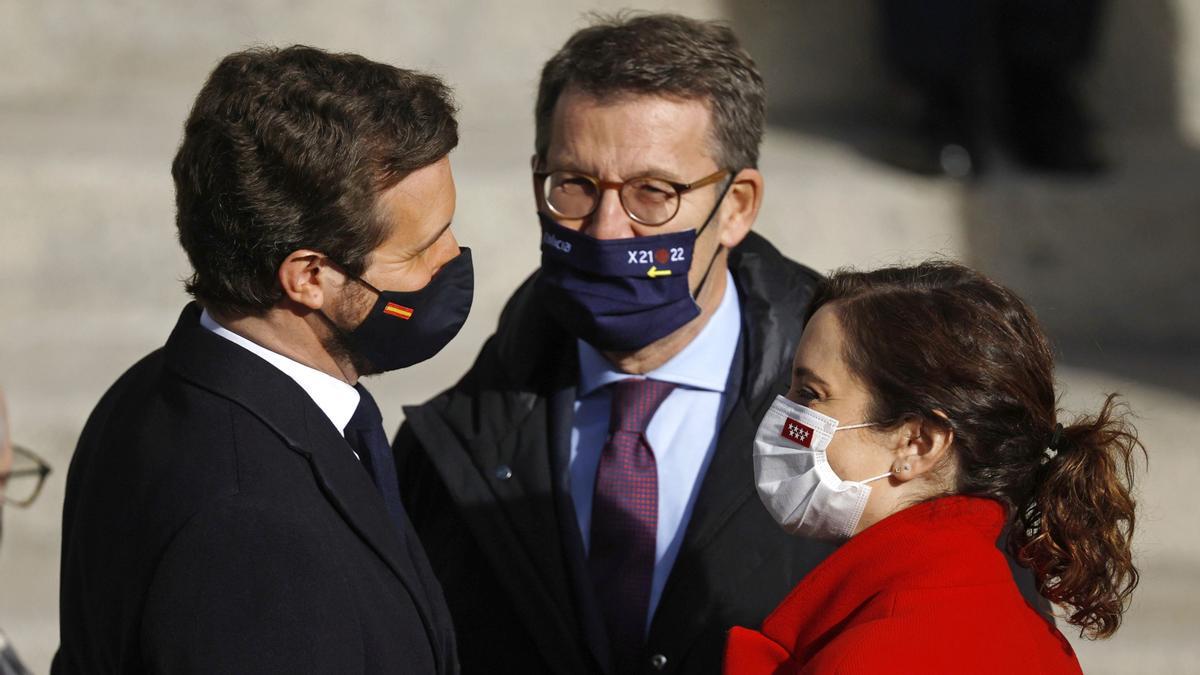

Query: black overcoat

[54,304,458,674]
[394,232,836,675]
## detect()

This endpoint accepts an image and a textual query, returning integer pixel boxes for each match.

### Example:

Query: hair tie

[1048,422,1064,451]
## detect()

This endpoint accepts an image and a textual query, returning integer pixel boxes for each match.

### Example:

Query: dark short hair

[811,261,1142,639]
[534,13,765,170]
[173,45,458,316]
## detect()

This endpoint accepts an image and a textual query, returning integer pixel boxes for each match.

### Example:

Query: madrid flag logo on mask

[781,417,814,447]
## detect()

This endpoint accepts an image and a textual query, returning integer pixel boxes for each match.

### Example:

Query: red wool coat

[724,496,1083,674]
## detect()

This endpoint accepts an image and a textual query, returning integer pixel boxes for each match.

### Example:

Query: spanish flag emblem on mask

[383,302,414,320]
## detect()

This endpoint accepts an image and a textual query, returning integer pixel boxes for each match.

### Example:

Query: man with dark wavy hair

[395,14,832,675]
[55,46,468,674]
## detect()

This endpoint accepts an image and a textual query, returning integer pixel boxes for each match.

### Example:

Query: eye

[629,178,676,204]
[790,386,819,405]
[554,177,592,194]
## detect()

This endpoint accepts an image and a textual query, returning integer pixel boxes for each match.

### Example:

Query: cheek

[686,232,724,284]
[824,436,859,479]
[333,284,377,328]
[393,236,459,291]
[371,256,438,295]
[824,432,887,481]
[553,217,585,232]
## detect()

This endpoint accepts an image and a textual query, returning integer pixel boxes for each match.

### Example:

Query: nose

[581,187,637,240]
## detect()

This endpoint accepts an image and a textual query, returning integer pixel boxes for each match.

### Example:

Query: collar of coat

[728,496,1031,670]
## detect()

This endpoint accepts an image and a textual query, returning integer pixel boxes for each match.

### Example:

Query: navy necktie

[589,378,677,671]
[345,383,406,540]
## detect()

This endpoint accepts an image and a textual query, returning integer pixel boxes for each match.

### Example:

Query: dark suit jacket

[394,233,836,675]
[54,304,458,674]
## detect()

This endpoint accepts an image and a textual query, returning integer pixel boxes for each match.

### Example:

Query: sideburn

[321,280,379,377]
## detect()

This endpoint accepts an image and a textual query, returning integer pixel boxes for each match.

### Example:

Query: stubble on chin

[323,282,380,378]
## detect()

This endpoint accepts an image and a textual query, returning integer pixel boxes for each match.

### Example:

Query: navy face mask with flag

[534,213,720,352]
[340,247,474,372]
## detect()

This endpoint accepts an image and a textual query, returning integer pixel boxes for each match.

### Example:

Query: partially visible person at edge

[393,13,838,675]
[54,46,468,674]
[725,261,1142,674]
[1,387,42,675]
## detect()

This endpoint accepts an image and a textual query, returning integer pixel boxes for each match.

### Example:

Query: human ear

[888,414,955,483]
[277,249,335,311]
[716,168,763,249]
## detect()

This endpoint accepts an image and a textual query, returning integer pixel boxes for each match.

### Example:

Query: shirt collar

[577,270,741,397]
[199,309,360,435]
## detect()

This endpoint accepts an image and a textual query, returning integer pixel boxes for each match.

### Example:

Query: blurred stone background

[1,1,1197,672]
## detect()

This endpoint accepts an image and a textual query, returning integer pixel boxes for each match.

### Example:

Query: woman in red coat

[726,262,1142,674]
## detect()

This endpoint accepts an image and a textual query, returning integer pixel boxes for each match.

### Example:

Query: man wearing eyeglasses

[394,14,832,675]
[1,388,44,675]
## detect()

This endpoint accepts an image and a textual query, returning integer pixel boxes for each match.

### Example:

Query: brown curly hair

[811,261,1144,639]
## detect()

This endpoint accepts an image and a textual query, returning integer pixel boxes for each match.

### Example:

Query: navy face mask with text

[534,213,711,352]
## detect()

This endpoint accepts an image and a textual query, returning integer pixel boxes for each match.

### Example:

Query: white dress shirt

[569,270,742,631]
[199,309,360,439]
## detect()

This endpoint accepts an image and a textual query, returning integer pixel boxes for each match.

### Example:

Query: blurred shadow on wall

[725,1,894,147]
[726,0,1200,398]
[959,0,1200,399]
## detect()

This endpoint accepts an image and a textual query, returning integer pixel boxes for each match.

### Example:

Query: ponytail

[1011,394,1145,639]
[811,262,1147,638]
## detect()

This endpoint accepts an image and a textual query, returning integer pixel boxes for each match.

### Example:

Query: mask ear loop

[324,257,384,296]
[316,258,383,339]
[690,173,737,299]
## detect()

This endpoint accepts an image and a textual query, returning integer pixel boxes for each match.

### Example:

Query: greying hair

[534,13,766,170]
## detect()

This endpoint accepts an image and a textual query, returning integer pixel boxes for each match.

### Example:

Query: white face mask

[753,395,893,541]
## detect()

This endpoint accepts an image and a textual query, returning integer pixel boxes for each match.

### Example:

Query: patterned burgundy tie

[589,377,677,671]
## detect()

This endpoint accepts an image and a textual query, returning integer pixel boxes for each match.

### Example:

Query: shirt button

[649,653,668,670]
[494,464,513,481]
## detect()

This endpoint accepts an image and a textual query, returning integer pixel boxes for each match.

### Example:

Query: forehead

[794,305,853,381]
[545,88,715,179]
[374,157,455,241]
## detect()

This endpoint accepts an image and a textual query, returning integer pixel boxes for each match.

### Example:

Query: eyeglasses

[1,445,52,508]
[535,168,730,226]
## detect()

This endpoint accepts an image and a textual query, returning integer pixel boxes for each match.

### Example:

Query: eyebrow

[545,162,686,183]
[415,220,453,254]
[793,366,830,389]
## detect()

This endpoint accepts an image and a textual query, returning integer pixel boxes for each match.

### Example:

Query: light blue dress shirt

[569,271,741,632]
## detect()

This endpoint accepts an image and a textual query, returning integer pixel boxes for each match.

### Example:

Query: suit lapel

[405,374,594,674]
[164,304,446,673]
[548,379,614,674]
[645,274,796,657]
